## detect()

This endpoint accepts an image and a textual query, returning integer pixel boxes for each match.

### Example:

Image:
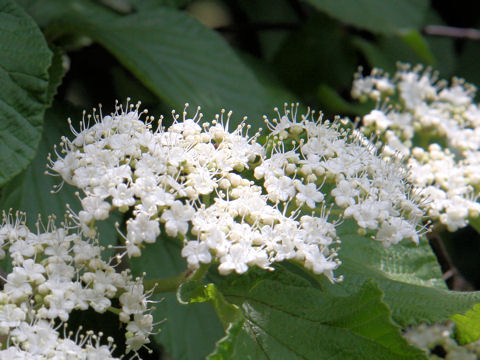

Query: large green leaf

[26,0,268,125]
[305,0,428,35]
[130,237,224,360]
[211,269,427,360]
[0,0,52,185]
[319,220,480,326]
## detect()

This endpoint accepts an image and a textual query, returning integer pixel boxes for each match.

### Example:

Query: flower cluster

[49,100,425,283]
[0,212,154,357]
[262,106,425,247]
[404,322,480,359]
[352,64,480,230]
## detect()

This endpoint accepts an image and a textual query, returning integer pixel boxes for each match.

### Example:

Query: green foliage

[22,0,270,124]
[320,220,480,326]
[0,0,51,185]
[305,0,428,35]
[452,303,480,345]
[210,269,427,359]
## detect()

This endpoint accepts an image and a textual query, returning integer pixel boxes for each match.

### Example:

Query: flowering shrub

[3,0,480,359]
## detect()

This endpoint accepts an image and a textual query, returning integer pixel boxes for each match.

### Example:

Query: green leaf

[305,0,428,35]
[353,32,435,75]
[398,30,436,66]
[0,0,52,186]
[130,0,193,10]
[46,46,67,107]
[212,269,427,360]
[273,14,357,95]
[178,281,242,327]
[319,220,480,326]
[0,103,120,256]
[456,41,480,89]
[35,0,268,125]
[351,37,395,73]
[131,238,224,360]
[317,84,371,116]
[469,216,480,236]
[452,303,480,345]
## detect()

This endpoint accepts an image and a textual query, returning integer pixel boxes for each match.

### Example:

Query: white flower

[265,175,296,202]
[181,240,212,267]
[126,313,154,337]
[127,212,160,244]
[161,201,194,237]
[80,196,112,221]
[0,304,26,335]
[4,267,32,302]
[11,320,58,356]
[295,181,324,208]
[218,243,251,275]
[363,109,392,131]
[331,179,359,208]
[344,200,391,229]
[187,166,217,195]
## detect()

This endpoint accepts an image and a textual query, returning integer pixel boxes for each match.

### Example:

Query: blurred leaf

[110,65,170,119]
[211,269,427,360]
[452,303,480,345]
[273,15,357,97]
[0,0,52,186]
[46,46,67,107]
[426,36,455,77]
[317,84,370,116]
[469,216,480,236]
[130,237,224,360]
[398,30,436,66]
[352,37,395,73]
[422,8,455,77]
[319,220,480,326]
[239,53,297,109]
[130,0,193,10]
[456,41,480,90]
[237,0,298,61]
[17,0,117,28]
[353,32,435,75]
[33,0,268,125]
[377,35,434,68]
[305,0,428,35]
[97,0,132,13]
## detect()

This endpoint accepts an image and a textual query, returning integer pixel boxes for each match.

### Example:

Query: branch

[424,25,480,40]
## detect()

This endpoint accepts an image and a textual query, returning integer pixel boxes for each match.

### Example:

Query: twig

[424,25,480,40]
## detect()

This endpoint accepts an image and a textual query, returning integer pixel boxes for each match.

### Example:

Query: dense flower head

[0,211,154,357]
[352,64,480,231]
[48,100,426,283]
[262,105,426,248]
